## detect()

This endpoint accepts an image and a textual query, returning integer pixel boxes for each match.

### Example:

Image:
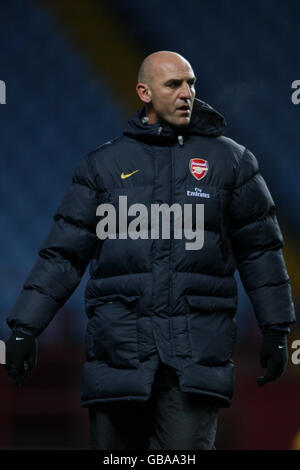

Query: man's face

[148,61,196,128]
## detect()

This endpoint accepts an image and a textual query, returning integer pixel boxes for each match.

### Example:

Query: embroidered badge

[189,158,209,181]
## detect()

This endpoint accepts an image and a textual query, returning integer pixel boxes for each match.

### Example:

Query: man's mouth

[177,105,190,111]
[176,104,191,116]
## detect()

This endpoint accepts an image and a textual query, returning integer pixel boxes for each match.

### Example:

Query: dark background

[0,0,299,449]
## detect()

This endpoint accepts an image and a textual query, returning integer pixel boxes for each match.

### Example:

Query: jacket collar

[123,98,226,146]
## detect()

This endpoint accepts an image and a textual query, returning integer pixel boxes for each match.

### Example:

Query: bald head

[137,51,193,86]
[136,50,196,127]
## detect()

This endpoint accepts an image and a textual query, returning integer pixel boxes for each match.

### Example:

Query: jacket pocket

[185,295,236,366]
[85,294,141,369]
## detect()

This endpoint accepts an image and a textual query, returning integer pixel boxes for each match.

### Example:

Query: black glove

[256,329,288,387]
[5,331,38,387]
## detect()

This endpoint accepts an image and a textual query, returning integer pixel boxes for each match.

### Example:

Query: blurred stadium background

[0,0,299,449]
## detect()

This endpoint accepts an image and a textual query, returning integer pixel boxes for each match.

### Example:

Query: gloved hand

[256,329,288,386]
[5,331,38,387]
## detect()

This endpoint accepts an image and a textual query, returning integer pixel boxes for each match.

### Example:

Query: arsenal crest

[189,158,209,181]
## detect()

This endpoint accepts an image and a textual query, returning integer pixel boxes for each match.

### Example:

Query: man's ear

[136,82,152,104]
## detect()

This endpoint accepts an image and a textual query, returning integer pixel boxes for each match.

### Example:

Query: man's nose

[179,82,193,99]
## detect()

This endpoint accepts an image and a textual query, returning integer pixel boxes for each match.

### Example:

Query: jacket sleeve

[229,148,296,330]
[6,151,101,337]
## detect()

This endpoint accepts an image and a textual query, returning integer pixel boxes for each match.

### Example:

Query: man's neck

[145,107,157,125]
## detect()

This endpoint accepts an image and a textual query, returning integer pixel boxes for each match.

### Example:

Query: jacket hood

[123,98,226,146]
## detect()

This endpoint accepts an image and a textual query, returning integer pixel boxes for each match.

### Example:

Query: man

[5,51,296,450]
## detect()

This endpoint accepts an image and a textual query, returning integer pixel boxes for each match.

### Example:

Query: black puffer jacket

[7,98,296,407]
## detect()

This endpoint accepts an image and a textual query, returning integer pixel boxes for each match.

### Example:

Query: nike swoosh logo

[121,170,139,179]
[16,337,24,341]
[278,345,284,349]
